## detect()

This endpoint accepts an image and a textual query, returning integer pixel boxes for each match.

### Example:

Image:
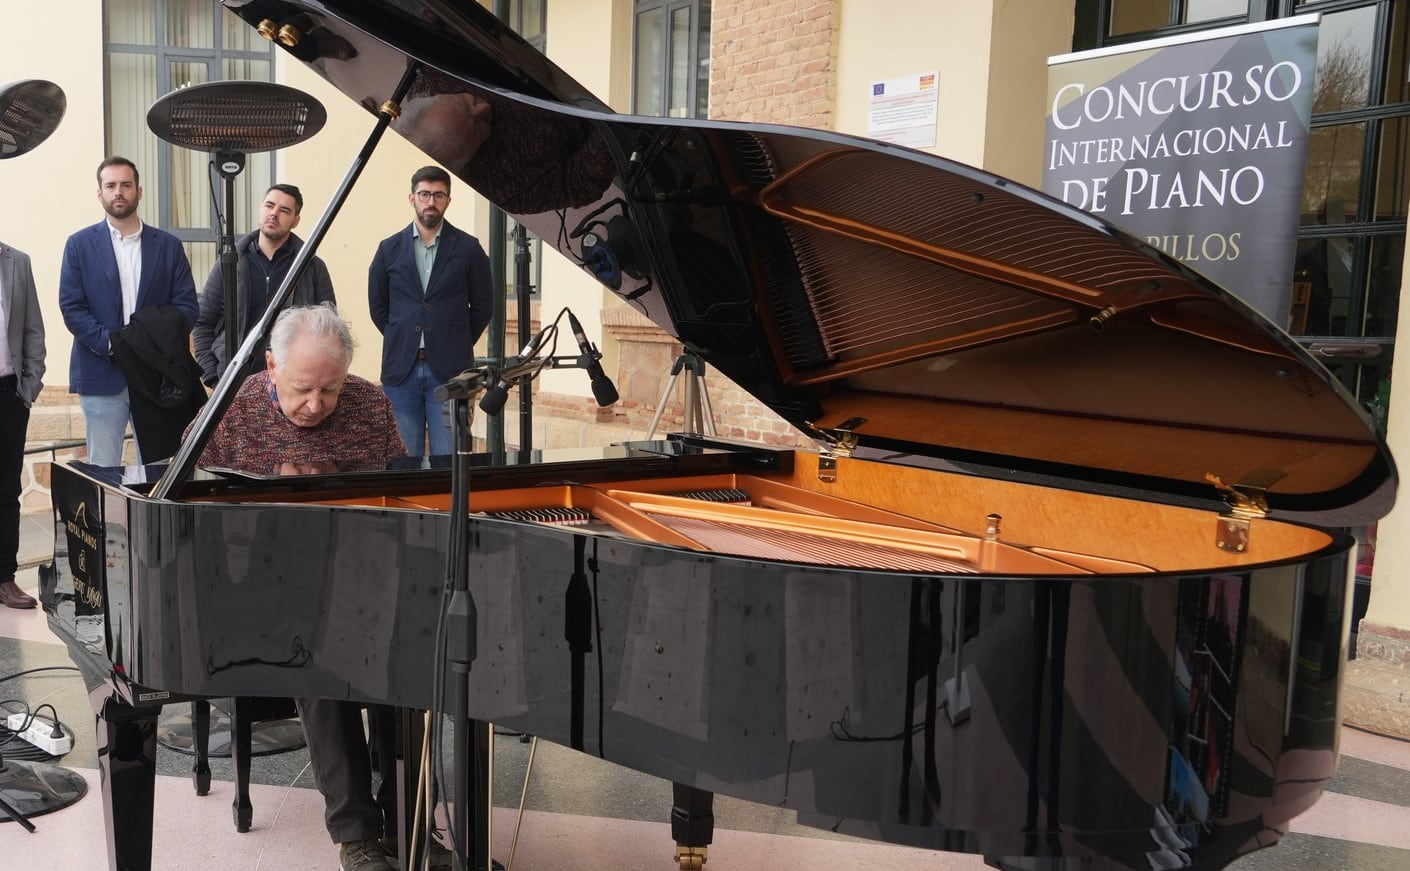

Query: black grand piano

[44,1,1397,870]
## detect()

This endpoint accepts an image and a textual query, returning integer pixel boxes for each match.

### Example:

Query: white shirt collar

[107,219,144,241]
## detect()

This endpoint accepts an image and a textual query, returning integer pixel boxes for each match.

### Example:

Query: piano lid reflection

[43,2,1396,870]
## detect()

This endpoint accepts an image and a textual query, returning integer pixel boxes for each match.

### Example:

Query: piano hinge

[1205,469,1282,553]
[810,418,865,483]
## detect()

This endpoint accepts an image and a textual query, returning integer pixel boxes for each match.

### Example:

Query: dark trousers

[297,697,399,844]
[0,376,29,579]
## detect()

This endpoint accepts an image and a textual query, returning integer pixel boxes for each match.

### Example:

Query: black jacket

[192,230,336,384]
[111,305,207,462]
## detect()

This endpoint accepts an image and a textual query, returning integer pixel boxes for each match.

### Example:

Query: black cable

[0,700,60,734]
[207,157,225,230]
[0,665,80,683]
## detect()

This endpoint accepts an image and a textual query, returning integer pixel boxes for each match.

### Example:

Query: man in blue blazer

[369,165,493,456]
[59,156,199,467]
[1,240,45,609]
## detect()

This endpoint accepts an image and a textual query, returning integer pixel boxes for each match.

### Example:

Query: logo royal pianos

[65,500,104,610]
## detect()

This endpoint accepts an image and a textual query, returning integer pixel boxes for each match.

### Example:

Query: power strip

[5,713,74,756]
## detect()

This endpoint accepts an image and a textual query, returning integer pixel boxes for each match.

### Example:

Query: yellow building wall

[1,1,107,398]
[832,1,1070,183]
[834,0,995,167]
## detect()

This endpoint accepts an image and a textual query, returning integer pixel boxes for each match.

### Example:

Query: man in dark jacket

[369,166,492,457]
[193,183,336,386]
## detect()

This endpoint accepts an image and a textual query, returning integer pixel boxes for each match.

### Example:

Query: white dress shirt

[109,220,144,325]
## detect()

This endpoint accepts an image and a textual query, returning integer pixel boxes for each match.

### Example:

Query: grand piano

[44,1,1397,870]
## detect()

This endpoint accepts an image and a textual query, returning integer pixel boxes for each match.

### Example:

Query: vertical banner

[1043,16,1319,324]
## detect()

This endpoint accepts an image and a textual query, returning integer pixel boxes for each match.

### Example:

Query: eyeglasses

[413,190,449,203]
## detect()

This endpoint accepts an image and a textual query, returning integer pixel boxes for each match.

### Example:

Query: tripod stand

[646,352,716,438]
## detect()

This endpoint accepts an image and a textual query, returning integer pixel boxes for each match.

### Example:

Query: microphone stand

[432,341,605,870]
[214,150,246,368]
[512,224,534,453]
[445,391,492,871]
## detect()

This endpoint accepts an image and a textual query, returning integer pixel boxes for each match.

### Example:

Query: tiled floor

[5,518,1410,870]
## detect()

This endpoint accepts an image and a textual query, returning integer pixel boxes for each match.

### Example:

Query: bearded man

[368,165,492,458]
[192,183,337,387]
[59,156,198,467]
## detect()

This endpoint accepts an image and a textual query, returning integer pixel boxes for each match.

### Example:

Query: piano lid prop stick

[154,62,423,499]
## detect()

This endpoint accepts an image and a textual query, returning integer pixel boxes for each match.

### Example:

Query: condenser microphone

[477,325,551,414]
[566,310,619,406]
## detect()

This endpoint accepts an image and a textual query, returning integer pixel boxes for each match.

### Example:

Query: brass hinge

[1205,469,1282,553]
[813,418,865,483]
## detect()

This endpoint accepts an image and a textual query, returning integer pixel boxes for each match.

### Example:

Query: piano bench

[191,697,301,833]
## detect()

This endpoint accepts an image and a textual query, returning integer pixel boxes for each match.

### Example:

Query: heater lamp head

[146,80,326,153]
[0,79,66,159]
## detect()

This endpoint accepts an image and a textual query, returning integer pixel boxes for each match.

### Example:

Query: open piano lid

[227,0,1395,526]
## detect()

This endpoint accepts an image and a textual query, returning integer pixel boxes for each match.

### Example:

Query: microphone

[566,309,619,406]
[477,325,551,414]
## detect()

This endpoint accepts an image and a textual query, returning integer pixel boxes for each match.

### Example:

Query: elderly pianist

[193,303,448,870]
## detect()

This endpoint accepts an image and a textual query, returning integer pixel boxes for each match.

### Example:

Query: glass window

[1375,115,1408,221]
[222,57,271,81]
[1301,121,1366,225]
[669,6,693,118]
[104,1,276,243]
[1363,233,1403,338]
[1383,0,1408,106]
[107,0,156,45]
[184,241,217,292]
[1293,233,1358,334]
[634,1,711,118]
[1110,0,1248,36]
[512,0,546,45]
[635,6,665,115]
[1185,0,1248,24]
[1109,0,1168,37]
[166,0,214,50]
[696,2,712,118]
[1292,230,1401,343]
[1313,6,1379,113]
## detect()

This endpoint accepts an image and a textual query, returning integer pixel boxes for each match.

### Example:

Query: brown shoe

[0,579,37,609]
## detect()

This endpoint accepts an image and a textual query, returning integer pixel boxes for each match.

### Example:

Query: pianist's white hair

[269,302,356,370]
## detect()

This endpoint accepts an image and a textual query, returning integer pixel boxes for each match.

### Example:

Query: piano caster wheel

[675,846,708,870]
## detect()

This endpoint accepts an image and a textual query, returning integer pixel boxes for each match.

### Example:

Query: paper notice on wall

[868,72,939,148]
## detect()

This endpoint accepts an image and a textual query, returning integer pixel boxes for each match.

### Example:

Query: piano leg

[93,690,160,871]
[670,782,714,870]
[230,698,254,832]
[191,699,211,796]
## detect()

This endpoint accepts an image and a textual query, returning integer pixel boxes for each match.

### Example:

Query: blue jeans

[80,389,140,467]
[382,360,452,457]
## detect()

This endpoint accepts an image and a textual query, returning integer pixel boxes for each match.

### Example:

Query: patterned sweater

[197,371,407,474]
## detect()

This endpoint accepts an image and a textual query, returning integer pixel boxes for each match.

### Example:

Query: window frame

[632,0,711,119]
[104,0,277,278]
